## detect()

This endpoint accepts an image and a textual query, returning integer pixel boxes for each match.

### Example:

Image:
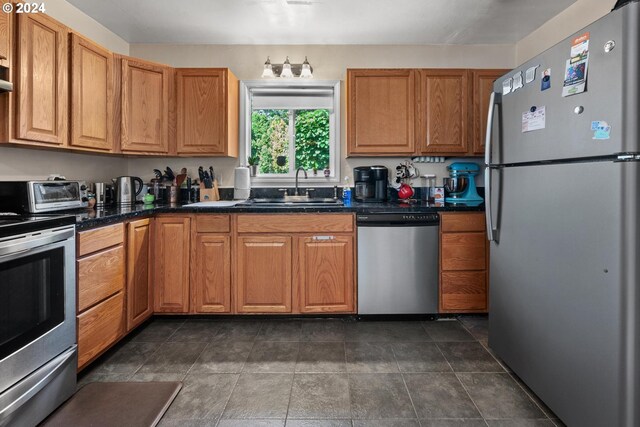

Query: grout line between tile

[214,372,242,427]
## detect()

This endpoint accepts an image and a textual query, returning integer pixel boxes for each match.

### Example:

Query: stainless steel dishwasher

[357,212,439,314]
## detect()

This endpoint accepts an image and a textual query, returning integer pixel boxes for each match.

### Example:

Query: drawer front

[77,245,125,312]
[77,223,125,256]
[441,232,486,270]
[195,215,230,233]
[440,212,486,233]
[441,271,487,312]
[77,291,125,369]
[237,214,353,234]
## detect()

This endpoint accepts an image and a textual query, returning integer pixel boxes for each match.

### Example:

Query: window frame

[240,80,341,185]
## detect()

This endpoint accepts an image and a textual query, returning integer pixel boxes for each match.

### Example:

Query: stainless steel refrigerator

[485,2,640,426]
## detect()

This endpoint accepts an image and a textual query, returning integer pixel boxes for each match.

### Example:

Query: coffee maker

[354,166,388,202]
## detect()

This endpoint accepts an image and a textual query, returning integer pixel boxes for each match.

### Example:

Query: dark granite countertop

[73,200,484,230]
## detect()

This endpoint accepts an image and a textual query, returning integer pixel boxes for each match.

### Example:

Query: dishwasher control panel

[356,213,440,226]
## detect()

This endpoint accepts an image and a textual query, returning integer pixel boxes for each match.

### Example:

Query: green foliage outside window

[251,109,330,175]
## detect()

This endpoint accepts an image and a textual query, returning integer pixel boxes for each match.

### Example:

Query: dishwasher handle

[356,213,440,227]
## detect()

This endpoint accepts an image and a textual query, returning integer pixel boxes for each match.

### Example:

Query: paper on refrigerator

[562,32,589,97]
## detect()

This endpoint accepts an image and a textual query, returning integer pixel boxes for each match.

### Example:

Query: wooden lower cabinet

[236,235,293,313]
[76,223,126,370]
[439,212,489,313]
[154,216,191,313]
[126,218,153,330]
[297,235,355,313]
[77,291,125,370]
[191,234,231,313]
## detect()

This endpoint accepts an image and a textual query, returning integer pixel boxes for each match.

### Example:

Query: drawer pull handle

[312,236,334,241]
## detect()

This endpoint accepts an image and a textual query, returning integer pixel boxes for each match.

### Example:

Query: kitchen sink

[242,197,343,207]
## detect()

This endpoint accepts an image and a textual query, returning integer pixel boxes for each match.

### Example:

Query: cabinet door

[154,216,190,313]
[0,2,10,67]
[297,235,354,313]
[419,69,468,154]
[176,68,227,155]
[127,218,153,330]
[236,235,292,313]
[471,69,508,155]
[191,234,231,313]
[70,34,114,151]
[440,271,487,313]
[347,69,416,156]
[121,57,169,153]
[16,13,68,145]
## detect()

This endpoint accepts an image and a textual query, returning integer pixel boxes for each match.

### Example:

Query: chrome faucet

[295,167,308,196]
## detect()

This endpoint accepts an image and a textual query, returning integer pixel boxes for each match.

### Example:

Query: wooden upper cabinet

[120,57,170,154]
[236,235,292,313]
[297,235,355,313]
[70,33,114,152]
[176,68,238,157]
[191,234,231,313]
[154,216,190,313]
[471,69,508,156]
[418,69,468,154]
[15,13,68,146]
[126,218,153,330]
[347,69,416,156]
[0,2,10,67]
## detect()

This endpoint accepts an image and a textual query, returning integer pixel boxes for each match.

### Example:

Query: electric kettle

[113,176,144,205]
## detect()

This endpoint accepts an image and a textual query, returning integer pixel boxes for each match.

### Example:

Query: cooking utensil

[165,167,175,181]
[176,174,187,188]
[198,166,205,182]
[209,166,215,181]
[153,169,163,180]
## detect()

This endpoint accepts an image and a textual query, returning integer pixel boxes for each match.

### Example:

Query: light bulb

[300,56,313,78]
[280,56,294,78]
[261,57,274,78]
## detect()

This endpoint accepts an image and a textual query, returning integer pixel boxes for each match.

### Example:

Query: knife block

[199,181,219,202]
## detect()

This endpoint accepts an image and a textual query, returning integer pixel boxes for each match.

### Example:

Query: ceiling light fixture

[260,56,313,79]
[261,56,275,78]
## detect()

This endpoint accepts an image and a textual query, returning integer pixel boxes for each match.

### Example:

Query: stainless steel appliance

[443,162,483,204]
[0,215,77,426]
[357,213,439,314]
[113,176,144,206]
[485,3,639,425]
[0,181,88,213]
[94,182,115,207]
[354,166,388,202]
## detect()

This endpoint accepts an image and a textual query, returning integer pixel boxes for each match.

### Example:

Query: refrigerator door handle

[484,91,500,166]
[485,167,497,242]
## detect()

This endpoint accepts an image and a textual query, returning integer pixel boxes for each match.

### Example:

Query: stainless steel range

[0,215,77,426]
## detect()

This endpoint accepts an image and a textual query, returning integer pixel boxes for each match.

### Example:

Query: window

[241,81,340,183]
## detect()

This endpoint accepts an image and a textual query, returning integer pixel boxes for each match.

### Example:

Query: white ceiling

[67,0,577,45]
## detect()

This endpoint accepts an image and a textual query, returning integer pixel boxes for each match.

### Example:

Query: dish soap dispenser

[343,176,352,205]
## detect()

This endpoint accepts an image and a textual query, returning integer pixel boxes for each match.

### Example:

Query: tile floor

[78,317,565,427]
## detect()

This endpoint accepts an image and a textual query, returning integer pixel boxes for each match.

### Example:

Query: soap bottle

[343,176,352,205]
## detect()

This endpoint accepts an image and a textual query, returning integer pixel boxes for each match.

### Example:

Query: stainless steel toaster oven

[0,180,89,213]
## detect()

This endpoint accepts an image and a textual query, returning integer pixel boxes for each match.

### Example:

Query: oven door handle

[0,346,76,422]
[0,226,74,258]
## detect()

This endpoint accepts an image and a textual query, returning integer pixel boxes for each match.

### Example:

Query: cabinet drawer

[195,215,230,233]
[441,271,487,312]
[77,291,124,369]
[441,232,486,270]
[237,214,353,234]
[440,213,485,232]
[77,223,125,256]
[77,245,125,313]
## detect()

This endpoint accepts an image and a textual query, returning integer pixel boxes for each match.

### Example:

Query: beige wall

[0,0,130,182]
[515,0,616,64]
[127,44,515,187]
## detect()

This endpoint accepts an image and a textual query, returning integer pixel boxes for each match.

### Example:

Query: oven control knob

[80,184,87,191]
